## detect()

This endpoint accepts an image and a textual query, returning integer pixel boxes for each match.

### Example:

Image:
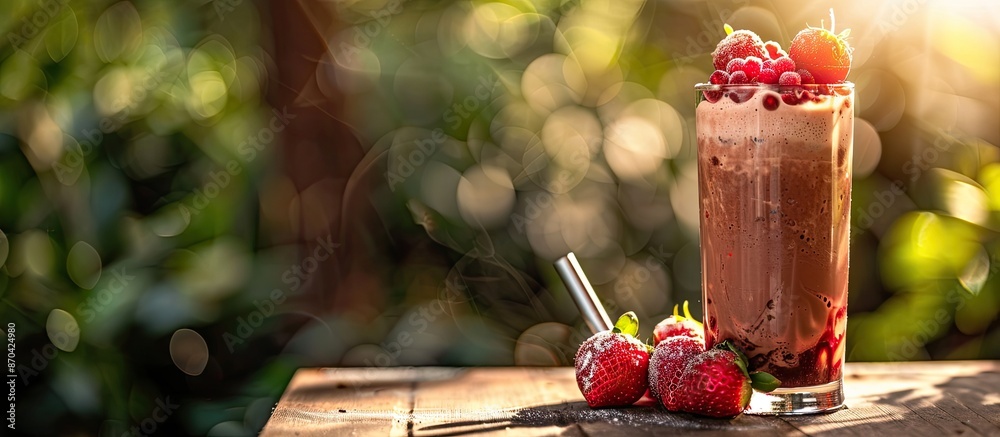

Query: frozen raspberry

[742,56,763,81]
[788,11,852,83]
[712,25,769,71]
[703,70,728,103]
[727,71,753,103]
[709,70,730,85]
[726,58,745,74]
[778,71,802,85]
[728,70,749,84]
[763,94,780,110]
[762,59,773,70]
[772,56,796,75]
[796,69,816,84]
[781,87,817,105]
[758,68,779,85]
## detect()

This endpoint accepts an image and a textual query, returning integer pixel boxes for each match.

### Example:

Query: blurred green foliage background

[0,0,998,435]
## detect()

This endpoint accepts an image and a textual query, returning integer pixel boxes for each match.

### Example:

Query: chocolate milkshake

[696,85,853,388]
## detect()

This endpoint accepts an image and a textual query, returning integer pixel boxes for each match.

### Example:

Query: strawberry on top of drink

[702,10,853,104]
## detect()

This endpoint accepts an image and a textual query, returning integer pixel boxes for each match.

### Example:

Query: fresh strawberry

[648,336,703,407]
[711,24,768,71]
[653,301,704,345]
[788,10,852,84]
[672,341,780,418]
[575,312,652,408]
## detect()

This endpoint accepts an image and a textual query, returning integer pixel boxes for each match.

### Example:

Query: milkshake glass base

[746,378,845,415]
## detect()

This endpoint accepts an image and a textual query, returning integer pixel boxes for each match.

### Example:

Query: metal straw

[554,252,612,334]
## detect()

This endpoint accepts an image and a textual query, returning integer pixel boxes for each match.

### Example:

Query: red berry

[772,56,796,75]
[702,90,722,103]
[725,58,745,74]
[671,341,781,418]
[709,70,730,85]
[764,41,782,60]
[788,18,852,83]
[762,59,773,71]
[727,71,753,103]
[574,313,651,408]
[674,349,752,418]
[652,302,705,345]
[648,337,703,407]
[742,56,763,81]
[781,92,799,105]
[779,71,802,85]
[758,68,779,85]
[763,94,780,110]
[796,68,816,84]
[712,28,769,71]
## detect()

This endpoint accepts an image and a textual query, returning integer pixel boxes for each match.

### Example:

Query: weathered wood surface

[261,361,1000,436]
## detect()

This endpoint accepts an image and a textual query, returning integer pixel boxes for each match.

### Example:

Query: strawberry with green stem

[672,340,781,418]
[653,301,704,345]
[711,24,769,72]
[789,9,853,84]
[574,312,652,408]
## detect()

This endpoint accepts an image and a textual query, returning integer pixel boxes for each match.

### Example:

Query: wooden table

[261,361,1000,436]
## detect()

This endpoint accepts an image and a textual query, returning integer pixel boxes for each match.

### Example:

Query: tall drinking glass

[694,83,854,414]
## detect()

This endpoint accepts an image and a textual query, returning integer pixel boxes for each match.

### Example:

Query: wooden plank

[410,367,580,436]
[781,362,1000,437]
[262,362,1000,436]
[261,368,461,436]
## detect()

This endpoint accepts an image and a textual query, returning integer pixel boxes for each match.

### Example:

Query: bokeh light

[1,0,997,434]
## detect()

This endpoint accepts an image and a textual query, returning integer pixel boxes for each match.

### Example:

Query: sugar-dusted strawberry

[653,301,704,345]
[725,58,745,74]
[575,312,652,408]
[788,10,852,84]
[648,336,703,406]
[711,24,768,71]
[673,341,781,418]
